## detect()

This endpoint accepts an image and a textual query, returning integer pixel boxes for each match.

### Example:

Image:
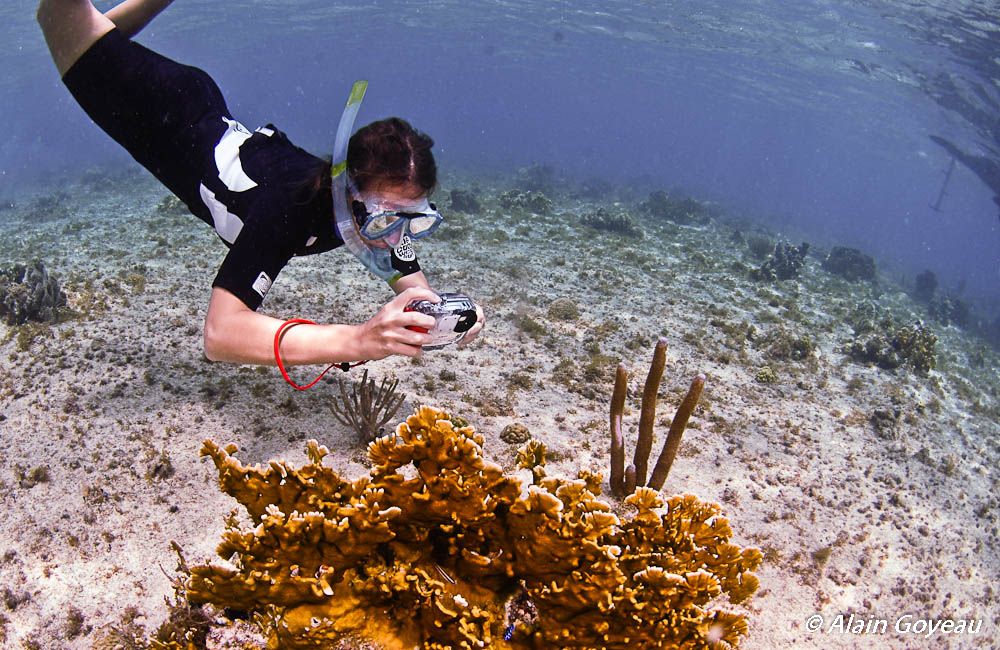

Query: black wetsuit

[61,29,420,310]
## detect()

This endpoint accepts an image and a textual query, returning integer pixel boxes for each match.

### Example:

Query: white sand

[0,167,997,649]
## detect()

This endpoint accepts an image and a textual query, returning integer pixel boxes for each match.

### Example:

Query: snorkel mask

[331,80,401,283]
[349,184,442,242]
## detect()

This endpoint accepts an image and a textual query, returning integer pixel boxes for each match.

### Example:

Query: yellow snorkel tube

[331,80,402,283]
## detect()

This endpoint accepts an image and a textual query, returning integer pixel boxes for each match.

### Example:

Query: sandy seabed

[0,166,998,650]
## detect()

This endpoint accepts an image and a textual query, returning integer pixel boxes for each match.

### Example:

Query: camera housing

[404,293,478,350]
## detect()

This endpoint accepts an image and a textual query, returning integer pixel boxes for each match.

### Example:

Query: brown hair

[296,118,436,204]
[347,117,437,194]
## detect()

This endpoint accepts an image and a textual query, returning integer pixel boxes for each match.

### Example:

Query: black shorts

[62,28,229,225]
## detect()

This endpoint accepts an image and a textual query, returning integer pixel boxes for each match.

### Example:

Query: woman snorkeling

[36,0,484,373]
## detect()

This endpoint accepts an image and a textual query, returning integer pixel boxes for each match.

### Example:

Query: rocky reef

[581,207,643,238]
[749,241,809,282]
[514,163,558,196]
[821,246,876,282]
[913,267,971,328]
[928,295,971,329]
[185,406,761,650]
[743,232,775,261]
[499,190,554,215]
[639,191,709,225]
[449,189,482,215]
[0,259,67,325]
[913,269,938,303]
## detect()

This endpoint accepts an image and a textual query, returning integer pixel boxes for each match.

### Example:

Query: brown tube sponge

[609,363,628,496]
[633,337,667,485]
[647,374,706,491]
[624,463,637,495]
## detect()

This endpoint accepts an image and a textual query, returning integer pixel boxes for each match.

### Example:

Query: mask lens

[406,214,440,236]
[356,194,441,239]
[365,212,401,237]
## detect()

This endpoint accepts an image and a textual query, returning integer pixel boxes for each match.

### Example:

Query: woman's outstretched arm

[37,0,173,75]
[203,286,440,366]
[106,0,175,39]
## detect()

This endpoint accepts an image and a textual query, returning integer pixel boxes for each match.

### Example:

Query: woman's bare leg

[37,0,174,76]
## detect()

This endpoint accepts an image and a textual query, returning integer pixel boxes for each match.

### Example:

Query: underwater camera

[404,293,478,350]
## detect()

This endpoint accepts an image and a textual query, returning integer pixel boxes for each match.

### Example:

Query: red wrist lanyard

[273,319,364,390]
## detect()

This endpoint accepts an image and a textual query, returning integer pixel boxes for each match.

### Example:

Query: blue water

[2,0,998,313]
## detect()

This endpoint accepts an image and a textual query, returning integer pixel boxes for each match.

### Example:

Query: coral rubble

[869,408,901,440]
[760,326,815,361]
[156,194,190,216]
[500,422,532,444]
[547,297,580,321]
[848,321,938,376]
[188,406,759,649]
[754,366,778,384]
[0,260,67,325]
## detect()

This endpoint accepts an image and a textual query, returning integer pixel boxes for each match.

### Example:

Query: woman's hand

[355,287,439,360]
[458,303,485,346]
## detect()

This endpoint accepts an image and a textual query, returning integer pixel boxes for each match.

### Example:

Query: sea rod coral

[329,368,407,443]
[185,406,760,650]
